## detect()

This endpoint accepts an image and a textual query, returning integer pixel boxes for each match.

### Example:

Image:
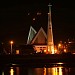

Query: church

[26,4,55,54]
[27,26,47,53]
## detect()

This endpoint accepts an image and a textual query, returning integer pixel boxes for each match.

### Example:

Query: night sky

[0,0,75,45]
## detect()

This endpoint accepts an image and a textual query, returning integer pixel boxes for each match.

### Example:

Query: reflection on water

[2,71,4,75]
[10,67,14,75]
[34,67,71,75]
[16,67,19,75]
[0,63,74,75]
[46,67,63,75]
[43,67,63,75]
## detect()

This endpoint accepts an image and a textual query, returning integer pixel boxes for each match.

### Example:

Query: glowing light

[58,44,61,47]
[10,41,13,54]
[56,62,64,65]
[52,67,63,75]
[10,41,13,44]
[59,67,62,75]
[16,50,19,54]
[52,68,58,75]
[44,67,46,75]
[51,47,55,54]
[33,18,35,20]
[48,47,50,52]
[44,50,46,53]
[2,72,4,75]
[64,49,66,52]
[73,53,75,54]
[10,67,14,75]
[54,46,58,54]
[12,64,16,66]
[37,12,41,15]
[47,46,55,54]
[48,13,50,14]
[54,49,57,53]
[68,42,72,43]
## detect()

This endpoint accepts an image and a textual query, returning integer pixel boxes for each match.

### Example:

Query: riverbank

[0,54,75,67]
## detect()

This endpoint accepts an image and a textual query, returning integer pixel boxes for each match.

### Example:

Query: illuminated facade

[27,27,47,53]
[47,4,54,54]
[27,4,54,54]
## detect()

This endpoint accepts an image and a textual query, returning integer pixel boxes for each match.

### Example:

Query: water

[0,63,75,75]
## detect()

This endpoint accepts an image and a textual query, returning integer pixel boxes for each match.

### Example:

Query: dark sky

[0,0,75,45]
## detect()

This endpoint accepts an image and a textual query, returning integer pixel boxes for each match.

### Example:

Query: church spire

[47,3,54,54]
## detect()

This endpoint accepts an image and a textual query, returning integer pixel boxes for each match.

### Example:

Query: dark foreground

[0,54,75,67]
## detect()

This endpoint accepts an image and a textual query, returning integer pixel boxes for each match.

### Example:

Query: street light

[10,41,13,54]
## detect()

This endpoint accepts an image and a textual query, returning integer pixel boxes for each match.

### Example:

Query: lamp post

[10,41,13,54]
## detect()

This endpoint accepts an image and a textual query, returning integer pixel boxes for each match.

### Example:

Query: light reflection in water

[44,67,46,75]
[56,62,64,65]
[34,66,63,75]
[0,63,71,75]
[59,67,62,75]
[10,67,14,75]
[44,67,63,75]
[2,71,4,75]
[16,67,19,75]
[34,68,44,75]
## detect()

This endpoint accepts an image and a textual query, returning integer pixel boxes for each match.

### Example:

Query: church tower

[47,3,54,54]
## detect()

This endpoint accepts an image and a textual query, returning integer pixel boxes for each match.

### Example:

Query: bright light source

[58,44,61,47]
[10,41,14,54]
[52,49,54,54]
[33,18,35,20]
[54,49,57,53]
[10,67,14,75]
[64,49,66,52]
[10,41,13,44]
[44,50,46,53]
[56,62,64,65]
[16,50,19,54]
[37,12,41,15]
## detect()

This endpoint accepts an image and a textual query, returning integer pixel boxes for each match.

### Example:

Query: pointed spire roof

[27,26,37,44]
[47,3,54,54]
[31,27,47,44]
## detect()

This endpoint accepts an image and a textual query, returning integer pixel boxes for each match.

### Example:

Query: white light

[37,12,41,15]
[33,18,35,20]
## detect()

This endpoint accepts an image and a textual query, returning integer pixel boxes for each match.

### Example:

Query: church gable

[27,26,37,44]
[31,27,47,44]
